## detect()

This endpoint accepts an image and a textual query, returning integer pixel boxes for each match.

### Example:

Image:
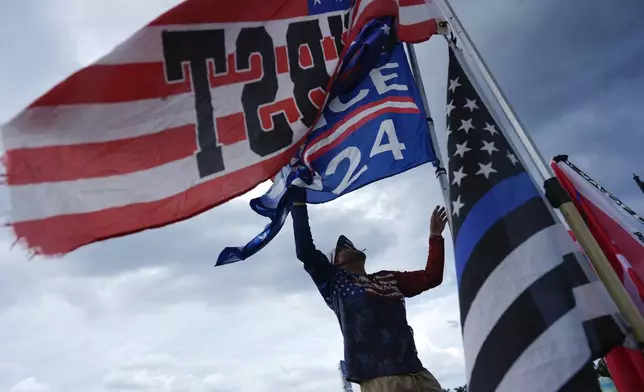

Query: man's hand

[430,206,448,237]
[287,186,307,205]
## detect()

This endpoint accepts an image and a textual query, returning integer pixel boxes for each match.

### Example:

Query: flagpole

[436,0,644,344]
[635,174,644,194]
[405,42,452,225]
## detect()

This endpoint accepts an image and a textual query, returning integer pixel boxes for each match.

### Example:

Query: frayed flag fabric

[217,17,436,265]
[1,0,443,256]
[446,47,627,392]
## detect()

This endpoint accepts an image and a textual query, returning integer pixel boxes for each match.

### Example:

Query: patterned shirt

[291,204,445,382]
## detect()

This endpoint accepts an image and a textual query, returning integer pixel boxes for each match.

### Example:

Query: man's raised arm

[289,187,335,299]
[389,206,448,298]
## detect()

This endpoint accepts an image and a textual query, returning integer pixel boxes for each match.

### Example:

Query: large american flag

[446,47,626,392]
[1,0,443,256]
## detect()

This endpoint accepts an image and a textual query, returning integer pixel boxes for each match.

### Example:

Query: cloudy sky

[1,0,643,391]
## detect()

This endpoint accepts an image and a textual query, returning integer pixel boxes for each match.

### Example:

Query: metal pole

[405,42,453,225]
[434,0,553,183]
[635,174,644,194]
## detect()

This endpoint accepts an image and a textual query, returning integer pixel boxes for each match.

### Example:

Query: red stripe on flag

[259,98,301,130]
[208,53,263,87]
[12,143,301,256]
[398,20,438,43]
[30,63,192,107]
[307,96,415,148]
[298,45,314,69]
[28,42,338,107]
[149,0,309,25]
[5,125,197,185]
[307,106,419,162]
[275,46,290,74]
[309,88,326,109]
[216,113,247,145]
[322,37,339,61]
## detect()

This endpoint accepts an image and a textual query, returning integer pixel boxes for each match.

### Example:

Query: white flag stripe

[573,281,619,321]
[9,134,299,222]
[11,157,198,222]
[559,163,644,236]
[495,309,592,392]
[96,14,340,65]
[462,224,577,380]
[4,93,196,149]
[303,100,419,161]
[398,3,442,26]
[3,70,312,150]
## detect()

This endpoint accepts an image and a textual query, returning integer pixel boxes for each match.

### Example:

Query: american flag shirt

[291,203,444,382]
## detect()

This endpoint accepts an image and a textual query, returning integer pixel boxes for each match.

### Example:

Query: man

[288,186,448,392]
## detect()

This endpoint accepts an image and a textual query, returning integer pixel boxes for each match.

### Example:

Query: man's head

[332,235,366,273]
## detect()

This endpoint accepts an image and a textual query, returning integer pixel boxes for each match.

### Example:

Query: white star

[507,151,519,166]
[458,118,474,133]
[464,98,479,112]
[314,0,322,4]
[476,162,497,179]
[448,77,461,93]
[452,166,467,186]
[452,196,465,217]
[380,24,391,35]
[446,125,452,136]
[446,100,456,117]
[481,140,499,156]
[484,122,499,136]
[454,141,471,158]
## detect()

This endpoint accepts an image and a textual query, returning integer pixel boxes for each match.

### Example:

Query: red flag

[552,156,644,392]
[1,0,444,256]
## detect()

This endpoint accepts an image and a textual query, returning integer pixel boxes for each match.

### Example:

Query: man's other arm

[290,189,335,299]
[390,236,445,298]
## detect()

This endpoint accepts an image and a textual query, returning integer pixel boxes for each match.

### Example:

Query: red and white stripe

[2,0,440,256]
[350,0,443,43]
[553,161,644,315]
[303,96,420,163]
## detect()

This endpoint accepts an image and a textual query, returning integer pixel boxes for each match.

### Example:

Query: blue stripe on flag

[455,172,540,284]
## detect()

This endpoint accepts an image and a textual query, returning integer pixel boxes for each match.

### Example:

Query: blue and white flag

[217,18,436,265]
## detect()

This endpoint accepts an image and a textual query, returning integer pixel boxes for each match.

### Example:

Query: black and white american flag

[445,47,626,392]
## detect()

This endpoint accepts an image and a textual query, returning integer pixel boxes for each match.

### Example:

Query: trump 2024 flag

[218,17,436,265]
[1,0,443,256]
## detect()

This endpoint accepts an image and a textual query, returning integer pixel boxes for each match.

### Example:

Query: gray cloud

[1,0,642,391]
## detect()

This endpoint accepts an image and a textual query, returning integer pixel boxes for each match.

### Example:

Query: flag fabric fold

[218,17,437,265]
[1,0,444,256]
[446,47,625,392]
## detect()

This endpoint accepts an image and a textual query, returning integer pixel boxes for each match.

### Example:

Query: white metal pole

[405,42,453,224]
